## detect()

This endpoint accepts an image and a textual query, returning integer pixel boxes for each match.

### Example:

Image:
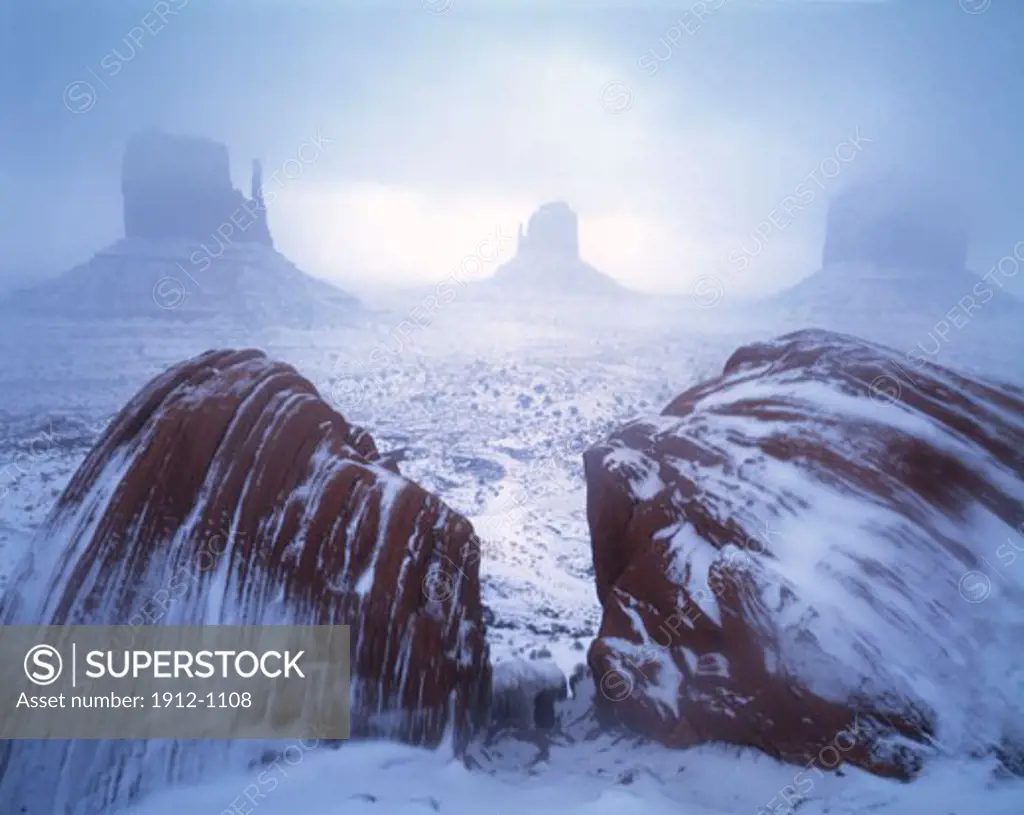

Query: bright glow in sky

[2,2,1023,296]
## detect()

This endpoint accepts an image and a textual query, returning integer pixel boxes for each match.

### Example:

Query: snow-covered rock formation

[517,202,580,261]
[583,328,1024,779]
[4,238,358,326]
[480,202,627,298]
[765,179,1023,327]
[0,349,490,814]
[489,658,569,730]
[821,179,968,272]
[122,131,273,247]
[0,131,357,327]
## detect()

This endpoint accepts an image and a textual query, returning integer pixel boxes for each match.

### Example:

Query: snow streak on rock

[584,328,1024,779]
[0,349,490,814]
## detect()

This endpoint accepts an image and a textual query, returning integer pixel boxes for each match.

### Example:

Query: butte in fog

[474,202,629,299]
[0,131,358,328]
[768,176,1023,325]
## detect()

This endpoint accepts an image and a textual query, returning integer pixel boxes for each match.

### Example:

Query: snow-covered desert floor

[125,736,1024,815]
[1,296,1023,814]
[0,298,740,673]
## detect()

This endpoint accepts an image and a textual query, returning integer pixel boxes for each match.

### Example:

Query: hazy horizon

[2,0,1023,298]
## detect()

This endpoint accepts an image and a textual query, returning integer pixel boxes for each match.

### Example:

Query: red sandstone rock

[2,348,490,746]
[584,329,1024,779]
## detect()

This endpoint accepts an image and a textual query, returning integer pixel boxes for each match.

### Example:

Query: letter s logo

[24,645,63,685]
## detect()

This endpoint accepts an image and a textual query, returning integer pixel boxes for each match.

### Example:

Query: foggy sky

[1,0,1022,297]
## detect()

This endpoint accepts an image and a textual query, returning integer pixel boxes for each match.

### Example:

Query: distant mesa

[767,176,1022,320]
[0,130,357,327]
[516,201,580,261]
[122,131,273,247]
[821,178,968,273]
[483,201,628,297]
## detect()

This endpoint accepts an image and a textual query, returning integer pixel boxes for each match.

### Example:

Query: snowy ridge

[120,736,1024,815]
[480,255,629,298]
[0,239,359,328]
[758,260,1024,341]
[586,328,1024,771]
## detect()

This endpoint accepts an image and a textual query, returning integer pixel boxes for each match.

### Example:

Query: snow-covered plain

[1,287,1023,814]
[125,737,1024,815]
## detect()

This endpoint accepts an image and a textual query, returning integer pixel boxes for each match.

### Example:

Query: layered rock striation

[583,328,1024,778]
[0,349,490,812]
